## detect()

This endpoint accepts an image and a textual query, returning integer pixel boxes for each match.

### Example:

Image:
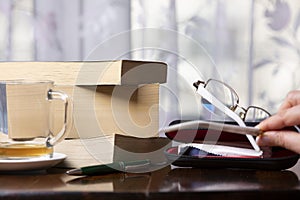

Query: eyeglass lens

[201,79,270,122]
[201,79,238,117]
[244,106,270,122]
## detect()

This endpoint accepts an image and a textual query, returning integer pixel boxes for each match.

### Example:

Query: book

[0,60,167,85]
[56,134,171,169]
[55,136,114,168]
[52,84,160,138]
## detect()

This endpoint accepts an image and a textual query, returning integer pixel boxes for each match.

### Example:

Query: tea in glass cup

[0,80,72,159]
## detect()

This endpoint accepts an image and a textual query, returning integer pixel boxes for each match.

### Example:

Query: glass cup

[0,80,71,159]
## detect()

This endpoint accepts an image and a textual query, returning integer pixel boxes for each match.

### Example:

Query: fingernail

[256,134,270,146]
[255,135,261,144]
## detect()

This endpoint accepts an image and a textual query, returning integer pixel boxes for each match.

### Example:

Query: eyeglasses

[193,79,271,122]
[193,79,271,154]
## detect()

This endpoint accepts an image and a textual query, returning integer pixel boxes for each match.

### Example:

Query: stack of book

[0,60,167,167]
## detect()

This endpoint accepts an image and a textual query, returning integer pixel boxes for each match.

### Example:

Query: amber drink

[0,80,71,159]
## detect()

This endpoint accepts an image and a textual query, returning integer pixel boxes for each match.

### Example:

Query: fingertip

[255,116,276,131]
[256,130,300,154]
[255,134,260,143]
[256,131,275,147]
[255,124,261,129]
[255,134,267,146]
[255,121,266,131]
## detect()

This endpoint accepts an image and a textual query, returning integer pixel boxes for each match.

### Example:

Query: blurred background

[0,0,299,127]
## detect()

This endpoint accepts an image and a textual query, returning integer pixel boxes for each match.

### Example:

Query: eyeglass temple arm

[196,84,262,153]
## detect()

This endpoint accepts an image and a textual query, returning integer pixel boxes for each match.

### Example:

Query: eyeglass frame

[193,79,271,122]
[193,79,263,154]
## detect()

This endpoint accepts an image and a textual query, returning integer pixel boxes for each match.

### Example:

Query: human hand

[256,90,300,154]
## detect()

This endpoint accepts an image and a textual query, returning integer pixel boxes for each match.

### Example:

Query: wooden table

[1,161,300,200]
[1,135,300,199]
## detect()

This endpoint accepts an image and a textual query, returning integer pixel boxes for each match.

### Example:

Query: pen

[66,159,151,176]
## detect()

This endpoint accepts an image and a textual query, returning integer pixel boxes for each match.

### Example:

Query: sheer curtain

[0,0,299,126]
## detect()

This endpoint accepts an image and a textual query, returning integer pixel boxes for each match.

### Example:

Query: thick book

[0,60,167,85]
[53,84,160,138]
[1,84,160,139]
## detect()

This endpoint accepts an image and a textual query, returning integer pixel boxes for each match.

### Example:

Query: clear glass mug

[0,80,71,159]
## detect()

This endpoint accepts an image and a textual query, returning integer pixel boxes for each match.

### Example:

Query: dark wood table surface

[1,161,300,200]
[1,135,300,200]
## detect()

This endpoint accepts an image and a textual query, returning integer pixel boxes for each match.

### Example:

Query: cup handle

[47,89,72,146]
